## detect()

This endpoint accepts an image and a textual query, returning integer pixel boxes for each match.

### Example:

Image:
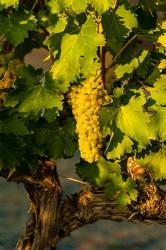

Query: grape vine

[0,0,165,206]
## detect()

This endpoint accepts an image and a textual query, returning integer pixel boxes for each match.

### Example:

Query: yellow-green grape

[67,75,111,163]
[0,58,23,90]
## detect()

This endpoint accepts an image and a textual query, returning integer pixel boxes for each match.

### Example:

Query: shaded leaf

[0,116,29,136]
[106,129,133,160]
[140,147,166,180]
[116,5,137,32]
[115,50,148,79]
[0,134,24,168]
[105,174,138,205]
[149,105,166,141]
[0,11,37,46]
[96,157,121,186]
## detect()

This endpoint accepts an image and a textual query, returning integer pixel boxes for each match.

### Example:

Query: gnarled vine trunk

[15,162,62,250]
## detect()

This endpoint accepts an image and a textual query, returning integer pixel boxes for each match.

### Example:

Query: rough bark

[13,160,62,250]
[59,183,166,239]
[0,165,166,250]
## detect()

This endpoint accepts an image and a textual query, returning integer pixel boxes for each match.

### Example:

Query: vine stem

[59,175,87,185]
[96,16,106,86]
[31,0,38,11]
[94,34,138,84]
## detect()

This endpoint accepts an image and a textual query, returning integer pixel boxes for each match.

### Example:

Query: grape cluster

[68,75,111,163]
[0,54,23,90]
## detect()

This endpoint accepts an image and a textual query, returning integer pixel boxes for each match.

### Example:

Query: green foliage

[51,17,105,83]
[0,115,29,136]
[116,5,137,32]
[0,134,24,168]
[5,71,64,115]
[106,129,133,160]
[35,117,77,159]
[115,50,148,79]
[140,146,166,180]
[148,74,166,105]
[0,0,18,9]
[0,0,165,206]
[116,95,154,148]
[0,11,37,46]
[105,175,138,205]
[77,157,137,205]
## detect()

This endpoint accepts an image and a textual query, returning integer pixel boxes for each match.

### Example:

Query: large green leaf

[0,134,24,168]
[5,82,64,115]
[51,17,105,82]
[140,147,166,180]
[102,12,129,54]
[77,157,121,185]
[0,0,18,8]
[99,105,119,137]
[149,74,166,105]
[105,174,138,205]
[47,0,87,14]
[115,50,148,79]
[35,117,77,159]
[96,157,121,186]
[150,105,166,141]
[0,11,37,46]
[89,0,116,14]
[116,95,154,148]
[0,116,29,136]
[106,129,133,160]
[116,5,138,32]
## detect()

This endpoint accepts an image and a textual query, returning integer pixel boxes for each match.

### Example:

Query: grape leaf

[0,0,18,8]
[5,81,64,115]
[149,105,166,141]
[77,157,121,185]
[95,157,121,186]
[70,0,87,13]
[89,0,116,14]
[99,105,119,137]
[116,5,138,32]
[106,129,133,160]
[115,50,148,79]
[140,147,166,180]
[116,95,154,148]
[105,174,138,205]
[47,0,87,14]
[35,117,76,159]
[0,134,24,168]
[0,116,29,136]
[146,67,160,85]
[76,162,99,183]
[47,0,71,13]
[102,12,129,54]
[157,34,166,49]
[0,11,37,46]
[149,74,166,105]
[51,17,105,83]
[47,16,67,34]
